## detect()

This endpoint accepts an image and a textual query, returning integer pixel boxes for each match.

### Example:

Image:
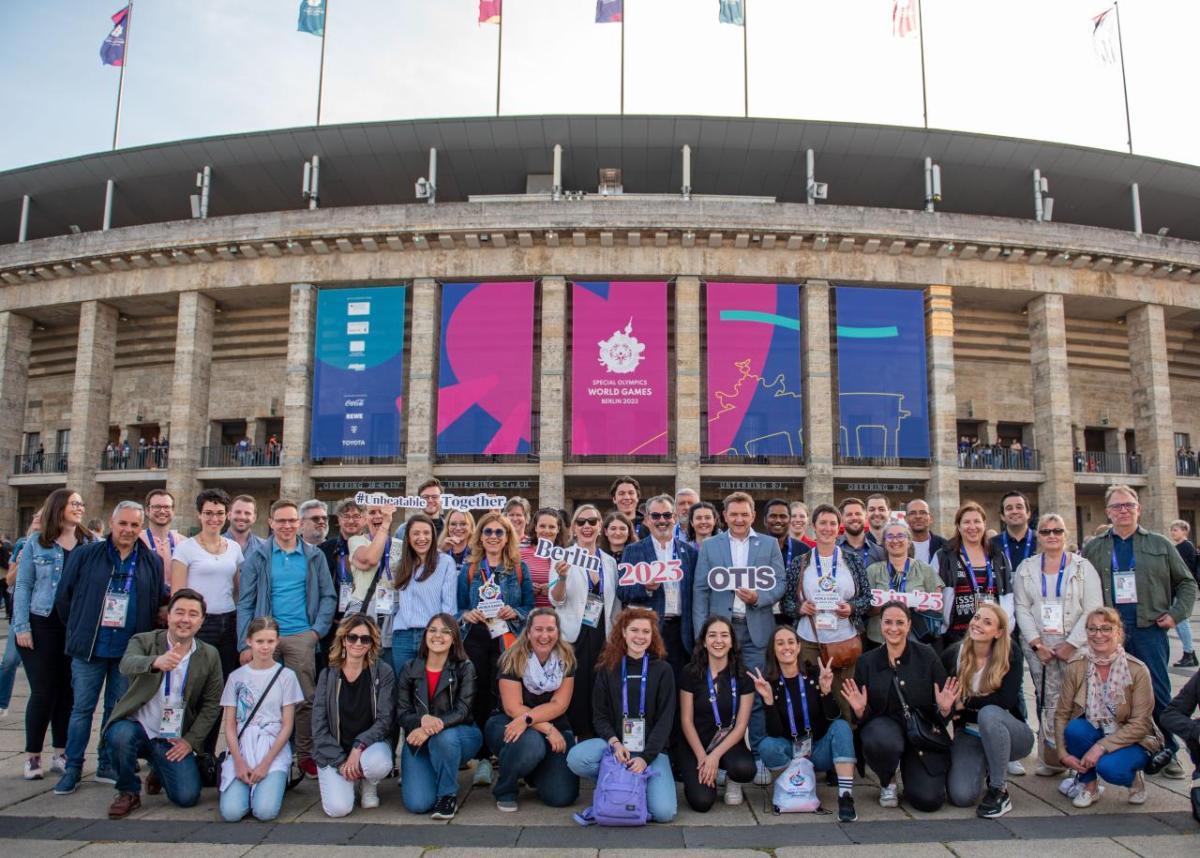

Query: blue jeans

[1178,614,1195,654]
[0,629,20,708]
[1124,623,1178,754]
[484,714,579,806]
[104,718,201,806]
[219,770,288,822]
[65,656,127,772]
[731,622,767,751]
[1063,717,1150,787]
[400,724,482,813]
[757,718,856,772]
[391,628,423,678]
[566,737,677,823]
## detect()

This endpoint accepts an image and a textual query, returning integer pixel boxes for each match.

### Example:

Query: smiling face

[789,505,808,538]
[504,506,528,538]
[63,493,85,528]
[866,497,891,531]
[407,520,433,555]
[1105,489,1140,533]
[883,523,910,560]
[419,487,442,516]
[691,507,716,538]
[300,505,328,543]
[624,618,653,657]
[880,604,911,647]
[146,493,174,528]
[1001,495,1029,530]
[344,624,373,660]
[1037,516,1066,552]
[957,510,986,546]
[425,618,454,656]
[813,511,841,548]
[646,499,675,541]
[167,596,204,643]
[337,506,364,538]
[724,501,754,538]
[199,501,227,536]
[841,503,866,537]
[446,511,471,543]
[764,503,790,538]
[605,517,631,548]
[675,491,698,521]
[529,613,560,657]
[772,627,800,668]
[613,482,639,517]
[704,620,733,661]
[534,512,561,543]
[572,508,600,546]
[479,516,510,555]
[229,499,257,535]
[904,500,931,536]
[967,604,1004,645]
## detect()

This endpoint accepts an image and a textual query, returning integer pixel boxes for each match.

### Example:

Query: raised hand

[934,676,960,715]
[841,678,868,718]
[747,667,774,705]
[817,656,835,695]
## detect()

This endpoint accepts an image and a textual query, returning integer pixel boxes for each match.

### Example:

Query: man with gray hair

[674,488,699,541]
[298,499,329,546]
[53,500,170,794]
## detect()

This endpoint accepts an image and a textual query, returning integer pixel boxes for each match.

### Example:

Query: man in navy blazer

[617,494,697,679]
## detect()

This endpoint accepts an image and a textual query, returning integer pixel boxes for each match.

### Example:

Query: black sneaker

[837,793,857,822]
[977,786,1012,819]
[1173,652,1199,668]
[430,795,458,820]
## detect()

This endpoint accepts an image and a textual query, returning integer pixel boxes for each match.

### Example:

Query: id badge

[816,611,838,631]
[101,592,130,628]
[159,701,184,738]
[1103,720,1117,736]
[581,592,604,628]
[1114,571,1138,604]
[487,618,510,639]
[980,592,997,606]
[374,587,394,615]
[663,583,681,617]
[705,726,732,754]
[794,734,812,759]
[338,582,352,613]
[1041,600,1065,635]
[623,718,646,753]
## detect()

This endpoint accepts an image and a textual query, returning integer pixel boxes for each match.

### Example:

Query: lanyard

[1111,540,1134,573]
[784,538,794,568]
[622,654,649,719]
[337,542,350,584]
[960,549,994,594]
[589,548,603,595]
[1041,552,1067,599]
[377,539,392,582]
[108,542,137,593]
[480,557,497,586]
[163,643,190,700]
[814,548,839,581]
[890,558,910,592]
[706,668,737,730]
[146,530,175,553]
[781,674,812,740]
[1002,530,1035,565]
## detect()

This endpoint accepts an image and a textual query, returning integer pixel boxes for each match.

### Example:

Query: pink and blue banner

[437,281,535,455]
[706,282,804,457]
[571,281,669,456]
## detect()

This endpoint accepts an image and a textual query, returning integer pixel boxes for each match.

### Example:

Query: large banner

[571,281,669,456]
[310,286,406,459]
[436,281,535,454]
[706,282,803,457]
[835,286,930,459]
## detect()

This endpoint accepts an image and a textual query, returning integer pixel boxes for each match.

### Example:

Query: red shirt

[426,669,442,701]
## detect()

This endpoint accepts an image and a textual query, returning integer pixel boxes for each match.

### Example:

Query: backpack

[592,747,653,826]
[772,755,820,814]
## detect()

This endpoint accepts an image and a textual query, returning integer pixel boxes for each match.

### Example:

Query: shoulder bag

[891,671,951,754]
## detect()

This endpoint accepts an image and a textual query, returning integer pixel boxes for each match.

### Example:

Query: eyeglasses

[419,493,442,502]
[481,527,507,538]
[648,511,674,521]
[1086,625,1116,635]
[1106,502,1137,512]
[200,510,226,519]
[1038,528,1065,536]
[344,633,372,645]
[883,533,908,542]
[306,515,328,523]
[68,500,86,509]
[575,517,600,527]
[148,504,174,512]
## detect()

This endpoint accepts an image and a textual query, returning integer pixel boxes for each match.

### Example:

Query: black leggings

[860,716,948,812]
[17,613,73,754]
[673,738,757,813]
[464,624,501,761]
[196,611,239,755]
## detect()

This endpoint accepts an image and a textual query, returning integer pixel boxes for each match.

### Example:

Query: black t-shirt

[337,668,374,752]
[681,663,743,745]
[1176,539,1200,586]
[499,657,576,732]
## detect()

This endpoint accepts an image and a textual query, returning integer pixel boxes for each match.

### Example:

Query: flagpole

[916,0,928,128]
[1113,1,1133,154]
[112,1,133,150]
[495,9,504,116]
[620,8,625,115]
[743,1,749,118]
[316,0,329,125]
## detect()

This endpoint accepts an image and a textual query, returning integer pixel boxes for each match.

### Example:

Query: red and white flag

[893,0,917,39]
[1091,6,1118,64]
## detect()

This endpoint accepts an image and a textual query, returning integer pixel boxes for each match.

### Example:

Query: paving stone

[684,825,851,849]
[947,836,1135,857]
[245,846,423,858]
[2,840,88,858]
[67,844,248,858]
[259,820,364,846]
[517,826,683,849]
[349,822,517,848]
[777,846,955,858]
[1112,833,1200,857]
[435,850,597,858]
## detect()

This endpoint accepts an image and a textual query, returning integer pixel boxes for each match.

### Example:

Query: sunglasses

[648,511,675,521]
[481,527,507,538]
[1038,528,1065,536]
[575,517,600,527]
[344,633,372,645]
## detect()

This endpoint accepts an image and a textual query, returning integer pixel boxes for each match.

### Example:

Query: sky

[0,0,1196,173]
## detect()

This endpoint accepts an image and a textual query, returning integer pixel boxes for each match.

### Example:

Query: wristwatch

[524,714,533,726]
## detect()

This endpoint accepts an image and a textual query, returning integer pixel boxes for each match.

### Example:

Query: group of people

[102,436,170,471]
[5,476,1200,827]
[957,436,1034,471]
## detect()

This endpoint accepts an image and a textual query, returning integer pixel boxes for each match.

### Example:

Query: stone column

[802,281,834,502]
[1127,303,1178,531]
[1028,294,1076,523]
[675,276,702,498]
[404,278,438,504]
[925,285,960,534]
[280,284,316,503]
[166,292,215,531]
[68,301,118,517]
[537,277,566,509]
[0,312,33,537]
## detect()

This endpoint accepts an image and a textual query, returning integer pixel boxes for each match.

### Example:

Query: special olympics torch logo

[597,318,645,374]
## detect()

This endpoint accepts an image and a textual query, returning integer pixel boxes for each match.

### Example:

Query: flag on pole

[298,0,325,36]
[479,0,502,25]
[1091,6,1118,64]
[596,0,622,24]
[892,0,917,38]
[719,0,745,26]
[100,5,130,66]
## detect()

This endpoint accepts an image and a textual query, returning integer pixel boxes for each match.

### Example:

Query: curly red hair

[596,607,667,672]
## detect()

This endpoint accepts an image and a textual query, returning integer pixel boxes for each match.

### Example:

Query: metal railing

[435,453,539,465]
[311,444,406,466]
[835,453,930,468]
[1178,455,1200,477]
[959,446,1041,471]
[1074,451,1143,475]
[701,454,806,466]
[99,447,168,470]
[12,452,68,474]
[200,445,280,468]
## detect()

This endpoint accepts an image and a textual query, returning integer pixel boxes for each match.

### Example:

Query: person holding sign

[934,502,1014,646]
[750,626,858,822]
[674,616,757,810]
[567,607,678,824]
[102,589,223,818]
[523,508,566,608]
[550,504,620,741]
[617,495,697,680]
[865,519,943,647]
[1014,513,1103,776]
[457,512,533,786]
[347,504,405,664]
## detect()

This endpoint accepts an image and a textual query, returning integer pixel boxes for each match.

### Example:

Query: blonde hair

[498,607,577,677]
[439,508,476,551]
[466,511,522,583]
[1085,606,1126,644]
[955,603,1012,701]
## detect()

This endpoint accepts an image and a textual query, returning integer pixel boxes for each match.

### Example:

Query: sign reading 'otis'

[706,566,777,592]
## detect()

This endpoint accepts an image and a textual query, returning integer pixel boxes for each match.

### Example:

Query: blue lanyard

[108,542,137,593]
[814,547,839,581]
[146,530,175,553]
[960,549,994,594]
[890,558,910,591]
[163,644,190,700]
[480,558,497,586]
[337,543,350,584]
[781,674,812,740]
[1041,552,1067,599]
[1111,541,1134,573]
[589,548,603,595]
[622,654,649,719]
[706,668,737,730]
[1002,530,1035,565]
[784,539,795,568]
[377,539,392,582]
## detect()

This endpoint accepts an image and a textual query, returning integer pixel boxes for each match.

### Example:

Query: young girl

[218,617,305,822]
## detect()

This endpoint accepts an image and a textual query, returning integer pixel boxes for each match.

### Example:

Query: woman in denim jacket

[13,489,92,780]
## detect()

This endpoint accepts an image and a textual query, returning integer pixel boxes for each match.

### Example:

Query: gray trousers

[947,705,1035,806]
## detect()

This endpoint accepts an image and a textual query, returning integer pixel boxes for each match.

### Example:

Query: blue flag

[100,6,130,66]
[298,0,325,37]
[596,0,622,23]
[719,0,745,26]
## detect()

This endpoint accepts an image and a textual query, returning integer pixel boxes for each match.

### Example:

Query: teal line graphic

[718,310,897,339]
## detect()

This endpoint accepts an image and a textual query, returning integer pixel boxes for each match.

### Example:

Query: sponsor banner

[310,286,406,459]
[437,281,535,455]
[835,287,930,459]
[706,282,803,457]
[571,281,669,456]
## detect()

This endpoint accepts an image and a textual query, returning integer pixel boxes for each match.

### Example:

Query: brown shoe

[145,769,162,796]
[108,791,141,819]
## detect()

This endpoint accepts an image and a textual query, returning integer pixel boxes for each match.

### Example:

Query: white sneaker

[1035,763,1065,777]
[473,759,493,786]
[23,758,43,780]
[723,780,744,805]
[753,760,772,786]
[1128,772,1147,805]
[1007,760,1026,776]
[50,754,68,774]
[1072,783,1104,808]
[878,783,899,808]
[0,706,8,718]
[360,780,380,809]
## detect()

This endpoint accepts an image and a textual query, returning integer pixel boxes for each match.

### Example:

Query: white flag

[1092,7,1118,64]
[893,0,917,39]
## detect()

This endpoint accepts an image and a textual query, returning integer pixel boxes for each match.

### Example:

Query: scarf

[1084,645,1132,728]
[523,650,565,696]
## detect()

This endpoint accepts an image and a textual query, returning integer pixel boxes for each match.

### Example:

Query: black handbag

[212,665,285,786]
[892,673,951,754]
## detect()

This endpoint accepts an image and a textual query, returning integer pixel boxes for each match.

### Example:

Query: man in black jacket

[1161,669,1200,823]
[904,499,945,564]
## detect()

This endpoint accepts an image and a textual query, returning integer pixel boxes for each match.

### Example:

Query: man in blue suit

[617,494,697,679]
[693,492,786,757]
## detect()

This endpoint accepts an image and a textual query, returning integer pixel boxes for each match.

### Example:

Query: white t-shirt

[135,637,195,739]
[799,553,858,644]
[912,538,933,565]
[173,537,244,614]
[219,663,305,787]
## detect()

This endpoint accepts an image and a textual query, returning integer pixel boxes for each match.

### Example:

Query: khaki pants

[275,631,318,762]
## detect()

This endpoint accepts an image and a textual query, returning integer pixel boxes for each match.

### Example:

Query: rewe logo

[597,318,644,374]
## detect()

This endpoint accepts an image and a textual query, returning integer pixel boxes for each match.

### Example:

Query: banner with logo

[437,281,535,455]
[706,282,803,457]
[835,286,929,459]
[571,281,668,456]
[310,286,406,459]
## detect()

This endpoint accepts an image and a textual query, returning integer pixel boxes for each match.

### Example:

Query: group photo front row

[5,477,1200,827]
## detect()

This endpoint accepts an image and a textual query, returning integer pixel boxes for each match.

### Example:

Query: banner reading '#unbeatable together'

[571,281,669,456]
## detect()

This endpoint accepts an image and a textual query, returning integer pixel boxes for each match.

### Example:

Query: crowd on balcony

[957,436,1035,470]
[103,437,169,470]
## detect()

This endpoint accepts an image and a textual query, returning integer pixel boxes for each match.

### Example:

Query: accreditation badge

[101,592,130,628]
[1041,600,1065,635]
[623,718,646,753]
[338,582,352,613]
[581,592,604,628]
[1114,571,1137,604]
[373,586,394,615]
[794,734,813,760]
[159,701,184,738]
